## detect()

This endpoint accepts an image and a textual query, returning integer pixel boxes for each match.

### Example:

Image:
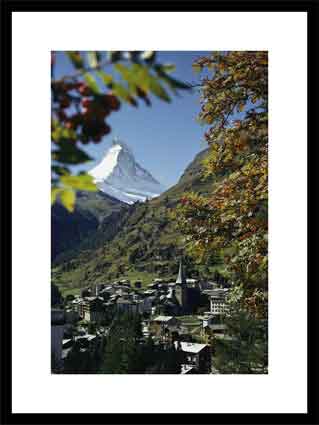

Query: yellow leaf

[51,187,62,205]
[60,174,97,191]
[205,115,214,125]
[60,189,76,212]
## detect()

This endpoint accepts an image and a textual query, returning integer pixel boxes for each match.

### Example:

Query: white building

[210,295,227,315]
[203,288,229,316]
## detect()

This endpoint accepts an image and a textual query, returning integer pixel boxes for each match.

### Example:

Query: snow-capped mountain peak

[89,139,165,204]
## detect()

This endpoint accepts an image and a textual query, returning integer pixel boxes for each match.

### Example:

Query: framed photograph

[1,0,317,423]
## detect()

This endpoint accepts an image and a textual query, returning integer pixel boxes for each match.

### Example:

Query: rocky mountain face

[52,148,217,289]
[89,139,165,204]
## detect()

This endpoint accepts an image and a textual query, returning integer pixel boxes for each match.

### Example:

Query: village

[51,259,231,374]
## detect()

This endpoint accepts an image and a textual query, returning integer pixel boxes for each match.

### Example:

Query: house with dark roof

[150,316,180,339]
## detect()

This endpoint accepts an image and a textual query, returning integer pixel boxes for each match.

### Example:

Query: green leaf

[112,83,131,102]
[131,64,151,92]
[60,174,97,191]
[149,77,171,102]
[97,70,113,86]
[114,63,150,93]
[52,141,92,165]
[62,127,77,140]
[66,52,84,69]
[52,165,70,176]
[114,63,132,83]
[60,189,76,212]
[52,126,77,143]
[160,64,176,73]
[161,73,191,90]
[83,73,100,94]
[154,65,190,91]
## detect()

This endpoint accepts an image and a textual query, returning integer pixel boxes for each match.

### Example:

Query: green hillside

[52,149,222,291]
[52,190,126,261]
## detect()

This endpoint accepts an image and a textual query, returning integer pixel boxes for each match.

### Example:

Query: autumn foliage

[176,52,268,314]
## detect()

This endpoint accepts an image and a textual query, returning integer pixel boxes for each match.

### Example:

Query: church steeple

[176,258,186,284]
[175,257,188,313]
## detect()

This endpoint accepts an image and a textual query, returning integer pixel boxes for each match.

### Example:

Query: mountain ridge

[89,139,165,204]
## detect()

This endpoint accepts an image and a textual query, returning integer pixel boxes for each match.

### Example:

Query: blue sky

[54,51,211,188]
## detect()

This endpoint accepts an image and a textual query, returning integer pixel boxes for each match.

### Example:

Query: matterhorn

[89,138,165,204]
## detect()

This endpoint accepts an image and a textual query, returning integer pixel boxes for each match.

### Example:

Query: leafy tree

[51,51,191,212]
[100,326,125,373]
[128,247,140,264]
[176,51,268,305]
[100,313,144,373]
[146,345,182,374]
[63,341,98,373]
[99,313,183,374]
[214,285,268,373]
[175,51,268,372]
[87,322,97,334]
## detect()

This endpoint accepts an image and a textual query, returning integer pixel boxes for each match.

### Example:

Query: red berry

[66,82,82,91]
[81,97,91,108]
[96,107,110,119]
[100,122,111,135]
[92,134,102,143]
[72,113,82,126]
[82,109,93,124]
[90,100,110,118]
[103,93,120,111]
[78,83,91,96]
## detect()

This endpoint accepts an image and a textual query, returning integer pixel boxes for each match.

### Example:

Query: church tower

[175,258,188,313]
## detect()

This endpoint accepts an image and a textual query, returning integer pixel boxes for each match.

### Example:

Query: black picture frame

[1,1,318,424]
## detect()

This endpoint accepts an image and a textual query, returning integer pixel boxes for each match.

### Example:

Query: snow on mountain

[89,139,165,204]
